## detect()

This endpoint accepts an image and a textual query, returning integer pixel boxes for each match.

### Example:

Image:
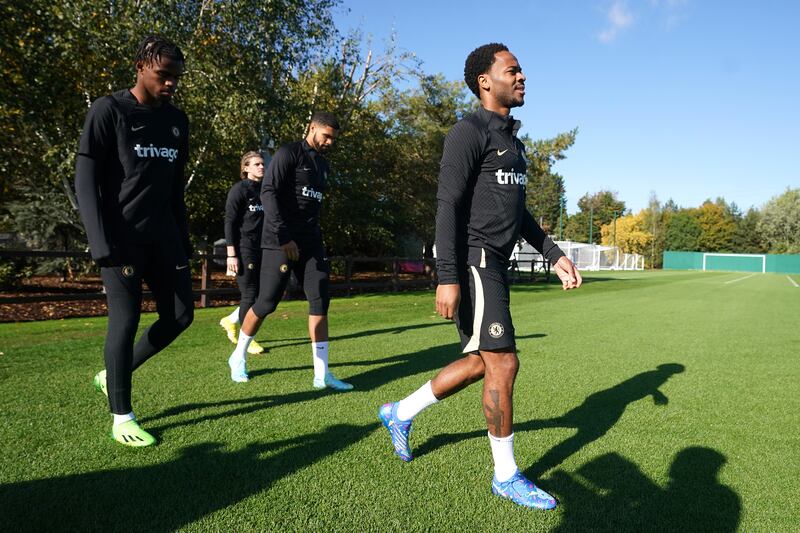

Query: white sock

[312,341,329,380]
[226,308,240,323]
[113,412,135,426]
[396,381,439,421]
[488,432,518,483]
[232,331,253,361]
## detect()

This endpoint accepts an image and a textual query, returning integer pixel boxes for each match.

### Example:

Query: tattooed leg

[480,349,518,437]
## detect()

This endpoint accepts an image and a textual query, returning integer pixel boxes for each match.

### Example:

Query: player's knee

[175,307,193,331]
[307,295,329,315]
[466,355,486,382]
[251,299,277,318]
[486,350,519,376]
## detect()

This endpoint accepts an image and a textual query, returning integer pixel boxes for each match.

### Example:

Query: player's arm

[171,115,192,260]
[520,211,581,290]
[75,97,115,266]
[435,120,483,319]
[223,184,244,274]
[261,146,298,260]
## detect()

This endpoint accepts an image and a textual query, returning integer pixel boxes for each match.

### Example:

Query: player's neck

[480,99,510,117]
[129,85,163,108]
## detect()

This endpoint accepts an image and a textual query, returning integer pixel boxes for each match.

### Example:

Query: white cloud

[598,1,635,43]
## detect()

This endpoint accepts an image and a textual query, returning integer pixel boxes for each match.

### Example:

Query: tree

[695,199,736,252]
[641,192,667,268]
[522,129,577,233]
[734,208,767,254]
[757,188,800,253]
[600,211,653,257]
[565,190,626,244]
[1,0,341,260]
[664,209,701,251]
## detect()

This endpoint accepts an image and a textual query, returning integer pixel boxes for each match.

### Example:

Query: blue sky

[334,1,799,215]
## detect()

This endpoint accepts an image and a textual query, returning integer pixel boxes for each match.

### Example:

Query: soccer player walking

[219,151,267,355]
[226,112,352,391]
[75,35,194,447]
[379,43,582,509]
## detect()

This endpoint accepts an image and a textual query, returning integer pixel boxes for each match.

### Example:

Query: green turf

[1,270,798,532]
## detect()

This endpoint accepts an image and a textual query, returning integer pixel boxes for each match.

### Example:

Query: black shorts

[251,243,330,317]
[454,265,515,353]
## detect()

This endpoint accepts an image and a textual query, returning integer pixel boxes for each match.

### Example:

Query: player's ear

[478,73,490,92]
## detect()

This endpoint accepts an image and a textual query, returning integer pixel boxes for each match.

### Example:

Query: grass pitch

[1,270,798,532]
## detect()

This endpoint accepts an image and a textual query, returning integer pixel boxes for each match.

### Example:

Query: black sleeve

[521,210,565,265]
[224,182,244,248]
[171,113,192,258]
[260,145,294,245]
[435,120,484,284]
[75,97,115,263]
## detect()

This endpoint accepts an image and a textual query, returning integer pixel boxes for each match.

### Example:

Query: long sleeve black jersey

[260,140,328,249]
[435,106,564,284]
[224,179,263,251]
[75,89,190,261]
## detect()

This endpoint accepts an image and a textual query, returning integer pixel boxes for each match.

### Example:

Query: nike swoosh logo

[176,264,189,270]
[497,149,508,156]
[300,167,312,171]
[131,125,146,131]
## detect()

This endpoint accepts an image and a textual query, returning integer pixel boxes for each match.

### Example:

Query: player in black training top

[219,151,267,355]
[75,35,193,447]
[226,112,353,391]
[378,43,582,509]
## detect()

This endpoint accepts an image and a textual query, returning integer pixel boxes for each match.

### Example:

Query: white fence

[513,239,645,272]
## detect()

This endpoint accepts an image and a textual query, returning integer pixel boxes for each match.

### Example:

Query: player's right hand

[281,240,300,262]
[226,256,239,276]
[436,283,460,320]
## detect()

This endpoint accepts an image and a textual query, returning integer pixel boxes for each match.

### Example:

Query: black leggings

[100,241,194,414]
[235,247,261,323]
[250,244,330,318]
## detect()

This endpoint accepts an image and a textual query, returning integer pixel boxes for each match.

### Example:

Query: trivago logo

[495,169,527,185]
[134,144,179,162]
[301,186,323,202]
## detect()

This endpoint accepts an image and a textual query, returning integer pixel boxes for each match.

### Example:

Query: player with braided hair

[76,35,193,447]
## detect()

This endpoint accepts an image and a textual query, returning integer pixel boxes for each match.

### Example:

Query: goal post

[702,253,766,273]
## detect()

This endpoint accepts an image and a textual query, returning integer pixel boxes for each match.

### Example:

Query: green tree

[664,209,701,251]
[565,190,626,244]
[757,188,800,253]
[522,129,577,233]
[1,0,340,259]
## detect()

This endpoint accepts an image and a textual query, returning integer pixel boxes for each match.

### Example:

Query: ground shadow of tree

[0,422,377,532]
[548,447,740,532]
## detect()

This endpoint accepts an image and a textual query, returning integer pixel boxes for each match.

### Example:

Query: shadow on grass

[0,422,377,533]
[147,334,543,432]
[548,447,740,532]
[414,363,686,477]
[263,321,448,349]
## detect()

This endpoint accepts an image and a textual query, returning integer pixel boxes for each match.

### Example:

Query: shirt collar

[478,106,522,135]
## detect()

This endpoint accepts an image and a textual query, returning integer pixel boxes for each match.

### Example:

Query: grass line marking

[787,276,799,288]
[724,273,757,284]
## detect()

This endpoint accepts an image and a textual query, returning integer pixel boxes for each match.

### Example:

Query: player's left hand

[554,256,582,290]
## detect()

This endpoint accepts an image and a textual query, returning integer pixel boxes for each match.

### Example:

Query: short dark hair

[464,43,509,98]
[134,35,185,68]
[310,111,340,130]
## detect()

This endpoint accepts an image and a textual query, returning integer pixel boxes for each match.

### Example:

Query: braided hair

[133,35,185,68]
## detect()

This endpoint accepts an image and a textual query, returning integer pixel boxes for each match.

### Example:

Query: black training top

[224,178,263,251]
[435,106,564,284]
[75,89,190,261]
[260,140,328,249]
